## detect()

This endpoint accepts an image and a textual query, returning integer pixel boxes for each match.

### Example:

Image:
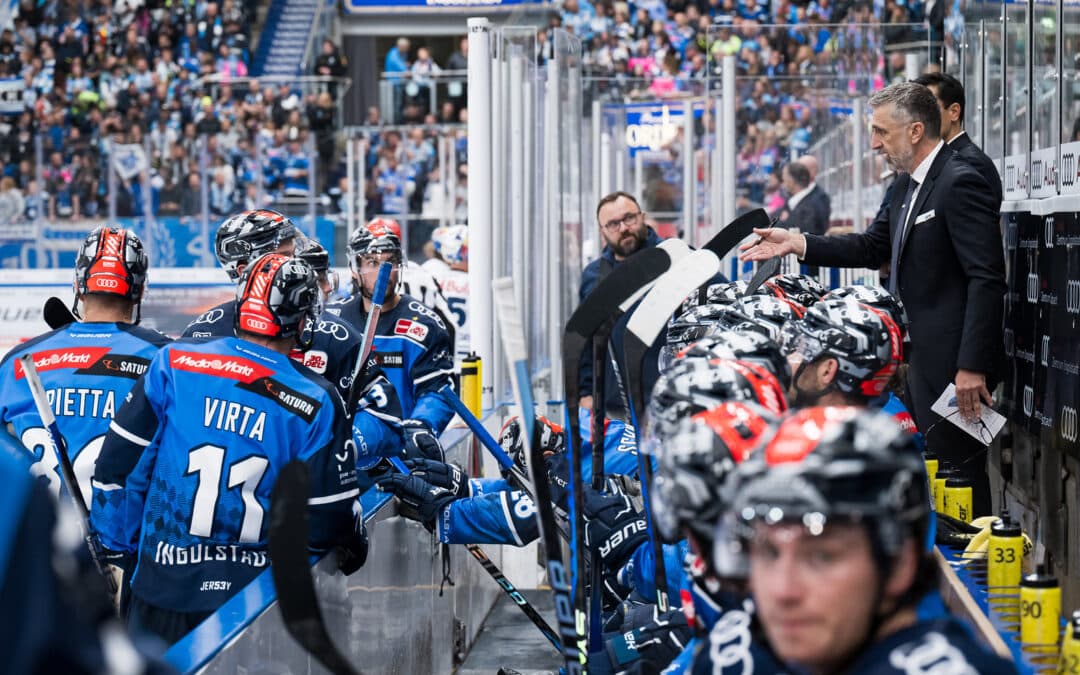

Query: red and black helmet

[757,273,826,307]
[74,226,149,303]
[235,253,320,342]
[348,218,404,269]
[779,297,902,399]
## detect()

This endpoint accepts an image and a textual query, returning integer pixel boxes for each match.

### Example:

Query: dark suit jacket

[782,186,830,236]
[949,132,1003,207]
[802,144,1006,417]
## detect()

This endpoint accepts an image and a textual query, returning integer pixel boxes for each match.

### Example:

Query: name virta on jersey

[203,397,267,441]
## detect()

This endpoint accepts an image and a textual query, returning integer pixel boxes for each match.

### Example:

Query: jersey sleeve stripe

[499,491,525,547]
[366,408,403,425]
[413,367,457,385]
[307,488,360,506]
[109,420,152,447]
[91,479,124,491]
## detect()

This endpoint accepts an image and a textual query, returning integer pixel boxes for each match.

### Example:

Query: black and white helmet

[677,280,749,314]
[757,273,826,307]
[647,357,788,442]
[215,209,298,280]
[779,297,902,399]
[714,407,931,578]
[651,402,777,549]
[825,285,909,341]
[729,295,805,341]
[235,253,320,343]
[662,303,776,372]
[679,330,792,392]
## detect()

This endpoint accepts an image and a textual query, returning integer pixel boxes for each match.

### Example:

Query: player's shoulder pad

[118,323,174,348]
[0,326,67,369]
[393,293,450,340]
[285,355,346,412]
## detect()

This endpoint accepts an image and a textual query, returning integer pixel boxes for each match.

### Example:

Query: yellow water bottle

[1020,566,1061,660]
[944,476,974,523]
[923,450,939,507]
[988,518,1024,620]
[1058,610,1080,674]
[460,353,482,417]
[934,466,957,514]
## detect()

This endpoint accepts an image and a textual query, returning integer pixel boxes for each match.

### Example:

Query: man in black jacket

[914,72,1002,206]
[780,161,829,236]
[741,82,1006,514]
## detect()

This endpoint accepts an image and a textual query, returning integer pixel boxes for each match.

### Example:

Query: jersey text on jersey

[239,376,323,422]
[170,351,274,383]
[394,318,429,344]
[15,347,111,378]
[76,354,152,379]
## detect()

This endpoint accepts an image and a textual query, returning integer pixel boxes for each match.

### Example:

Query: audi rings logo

[1027,273,1040,304]
[1023,385,1034,417]
[1041,335,1050,366]
[1068,280,1080,314]
[193,308,226,325]
[1062,406,1079,443]
[1004,328,1015,357]
[1045,217,1055,248]
[312,320,351,341]
[94,278,120,289]
[245,318,270,331]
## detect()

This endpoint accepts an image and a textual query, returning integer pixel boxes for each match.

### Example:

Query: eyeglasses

[600,211,642,232]
[925,410,994,446]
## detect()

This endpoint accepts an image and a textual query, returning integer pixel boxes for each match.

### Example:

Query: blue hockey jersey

[0,322,171,524]
[875,391,927,454]
[91,337,364,613]
[326,292,455,433]
[435,421,642,546]
[183,300,363,403]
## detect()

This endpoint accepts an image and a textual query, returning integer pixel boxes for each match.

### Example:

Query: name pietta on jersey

[18,350,153,420]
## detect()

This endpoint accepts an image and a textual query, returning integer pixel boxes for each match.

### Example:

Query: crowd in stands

[0,0,353,226]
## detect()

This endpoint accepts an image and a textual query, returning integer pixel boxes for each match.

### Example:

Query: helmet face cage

[215,210,298,281]
[780,298,899,398]
[680,331,793,392]
[714,407,929,577]
[348,219,404,278]
[74,226,149,302]
[759,273,827,307]
[235,254,320,341]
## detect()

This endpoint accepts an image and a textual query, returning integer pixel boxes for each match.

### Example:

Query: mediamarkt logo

[170,351,272,383]
[15,347,110,379]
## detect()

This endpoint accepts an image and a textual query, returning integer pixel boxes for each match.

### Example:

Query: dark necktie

[888,178,919,294]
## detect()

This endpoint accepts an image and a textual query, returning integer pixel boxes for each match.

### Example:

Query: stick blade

[44,297,76,330]
[743,257,782,297]
[702,208,770,257]
[268,461,359,675]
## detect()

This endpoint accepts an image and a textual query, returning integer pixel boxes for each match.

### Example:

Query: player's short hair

[913,71,965,124]
[868,82,942,141]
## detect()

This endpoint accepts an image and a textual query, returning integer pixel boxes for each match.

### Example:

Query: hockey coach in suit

[741,81,1006,514]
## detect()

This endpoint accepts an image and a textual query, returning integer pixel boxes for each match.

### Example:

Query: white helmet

[432,225,468,266]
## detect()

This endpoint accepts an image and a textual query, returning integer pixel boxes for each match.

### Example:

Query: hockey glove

[402,419,444,462]
[336,525,370,576]
[375,473,457,529]
[403,459,472,499]
[604,605,690,674]
[584,477,649,573]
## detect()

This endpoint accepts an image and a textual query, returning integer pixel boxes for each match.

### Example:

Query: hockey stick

[44,296,77,329]
[743,256,781,298]
[345,262,392,419]
[18,353,118,596]
[588,321,610,656]
[494,277,584,674]
[268,460,361,675]
[386,456,562,652]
